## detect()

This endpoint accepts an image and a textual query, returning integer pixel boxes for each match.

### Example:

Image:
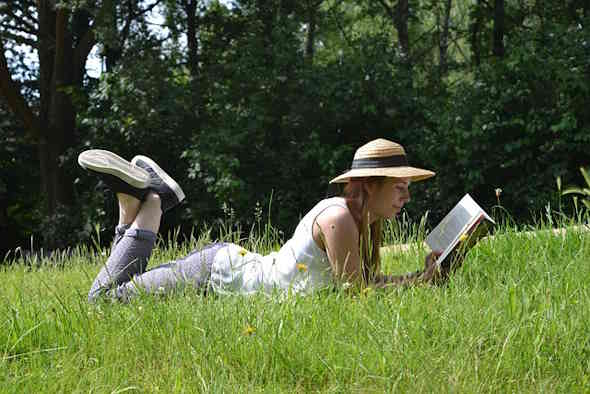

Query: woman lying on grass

[79,138,445,302]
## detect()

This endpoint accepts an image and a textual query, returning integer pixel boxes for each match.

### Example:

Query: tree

[0,0,160,215]
[437,0,452,77]
[1,1,90,213]
[492,0,505,57]
[375,0,413,82]
[469,0,483,67]
[302,0,324,64]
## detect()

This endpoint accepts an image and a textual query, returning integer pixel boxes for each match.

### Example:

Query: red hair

[342,177,385,284]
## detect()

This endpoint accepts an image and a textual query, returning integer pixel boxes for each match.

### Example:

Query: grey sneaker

[131,155,185,213]
[78,150,150,200]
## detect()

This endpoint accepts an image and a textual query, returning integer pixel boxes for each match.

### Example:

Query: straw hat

[330,138,435,183]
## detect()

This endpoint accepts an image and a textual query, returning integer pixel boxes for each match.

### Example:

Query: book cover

[425,194,494,270]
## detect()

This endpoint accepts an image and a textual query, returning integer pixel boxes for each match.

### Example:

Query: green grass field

[1,219,589,393]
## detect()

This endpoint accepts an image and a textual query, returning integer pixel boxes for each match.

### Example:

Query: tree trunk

[38,134,73,213]
[37,0,56,127]
[470,0,482,67]
[305,1,317,64]
[104,0,122,71]
[37,5,76,212]
[184,0,199,79]
[0,41,41,135]
[376,0,414,88]
[394,0,411,64]
[183,0,202,121]
[1,2,96,214]
[493,0,505,57]
[439,0,453,78]
[378,0,413,88]
[261,2,276,69]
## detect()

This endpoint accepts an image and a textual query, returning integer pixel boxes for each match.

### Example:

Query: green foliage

[2,0,590,251]
[563,167,590,211]
[78,27,198,238]
[418,8,590,223]
[0,106,40,257]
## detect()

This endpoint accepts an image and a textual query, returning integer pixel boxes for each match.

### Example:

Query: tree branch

[448,31,470,65]
[1,12,39,36]
[376,0,395,20]
[7,0,37,18]
[406,38,438,66]
[133,0,163,19]
[0,38,41,138]
[118,0,163,50]
[327,1,354,52]
[479,0,493,10]
[52,7,68,86]
[73,28,95,79]
[119,1,135,47]
[0,30,37,47]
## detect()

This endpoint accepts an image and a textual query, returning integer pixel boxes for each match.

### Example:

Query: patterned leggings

[88,225,226,302]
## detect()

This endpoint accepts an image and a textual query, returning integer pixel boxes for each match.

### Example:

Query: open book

[425,194,494,269]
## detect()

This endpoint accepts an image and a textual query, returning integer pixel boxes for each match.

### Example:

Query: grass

[1,215,590,393]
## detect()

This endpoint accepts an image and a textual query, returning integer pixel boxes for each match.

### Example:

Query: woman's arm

[314,206,444,287]
[372,271,423,287]
[313,205,364,283]
[372,251,444,288]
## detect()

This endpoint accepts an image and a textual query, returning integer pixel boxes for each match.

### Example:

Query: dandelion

[296,263,308,273]
[243,324,256,336]
[459,233,468,242]
[362,287,374,295]
[495,188,502,205]
[238,248,248,257]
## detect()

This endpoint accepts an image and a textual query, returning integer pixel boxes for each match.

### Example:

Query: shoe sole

[78,150,150,189]
[131,155,186,203]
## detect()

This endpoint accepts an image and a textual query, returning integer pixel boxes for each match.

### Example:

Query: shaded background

[1,0,588,257]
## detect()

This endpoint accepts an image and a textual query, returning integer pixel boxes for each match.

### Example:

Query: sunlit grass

[1,212,589,392]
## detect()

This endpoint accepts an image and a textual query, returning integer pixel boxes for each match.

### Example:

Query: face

[366,177,411,220]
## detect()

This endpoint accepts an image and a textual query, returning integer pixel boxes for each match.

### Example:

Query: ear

[363,181,378,197]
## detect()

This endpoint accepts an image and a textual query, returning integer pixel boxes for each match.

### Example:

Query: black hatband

[350,154,408,169]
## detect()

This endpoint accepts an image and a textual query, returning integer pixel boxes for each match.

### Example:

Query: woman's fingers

[424,251,441,269]
[422,251,444,283]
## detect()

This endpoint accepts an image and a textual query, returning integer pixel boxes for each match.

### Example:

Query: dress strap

[308,199,350,249]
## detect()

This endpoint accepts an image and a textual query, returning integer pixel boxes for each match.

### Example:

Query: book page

[425,194,479,253]
[425,194,494,267]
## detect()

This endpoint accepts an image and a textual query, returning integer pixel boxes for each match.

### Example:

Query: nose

[400,188,410,204]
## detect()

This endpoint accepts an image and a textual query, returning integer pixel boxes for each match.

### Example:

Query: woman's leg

[80,149,187,302]
[109,193,141,253]
[111,242,228,301]
[88,193,162,302]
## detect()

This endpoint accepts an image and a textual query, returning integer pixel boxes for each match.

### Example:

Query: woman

[80,138,443,302]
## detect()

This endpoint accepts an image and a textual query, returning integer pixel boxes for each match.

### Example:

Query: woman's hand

[421,251,443,283]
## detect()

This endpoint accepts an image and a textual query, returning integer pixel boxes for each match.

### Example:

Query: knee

[143,192,162,212]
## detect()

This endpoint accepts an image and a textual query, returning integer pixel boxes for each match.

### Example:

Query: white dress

[209,197,349,294]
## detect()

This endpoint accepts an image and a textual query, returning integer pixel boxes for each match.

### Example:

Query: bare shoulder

[312,201,361,277]
[313,203,359,250]
[315,203,355,228]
